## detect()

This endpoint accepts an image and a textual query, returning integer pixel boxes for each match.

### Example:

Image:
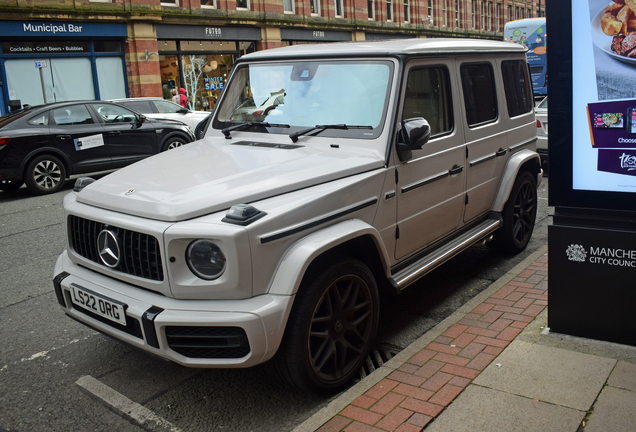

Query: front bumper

[54,251,294,368]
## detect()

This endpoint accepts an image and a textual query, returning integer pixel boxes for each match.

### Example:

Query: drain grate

[357,344,400,381]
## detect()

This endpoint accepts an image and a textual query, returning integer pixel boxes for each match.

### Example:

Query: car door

[395,59,467,260]
[459,58,509,222]
[49,104,112,173]
[91,103,158,168]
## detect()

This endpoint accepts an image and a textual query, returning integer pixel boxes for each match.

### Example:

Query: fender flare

[267,219,391,296]
[20,147,72,176]
[159,131,193,150]
[492,149,543,212]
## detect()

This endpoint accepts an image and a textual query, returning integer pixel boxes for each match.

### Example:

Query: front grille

[166,326,251,359]
[69,215,164,281]
[72,302,143,339]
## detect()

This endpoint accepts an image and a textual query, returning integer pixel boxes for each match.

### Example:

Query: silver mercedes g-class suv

[54,38,541,394]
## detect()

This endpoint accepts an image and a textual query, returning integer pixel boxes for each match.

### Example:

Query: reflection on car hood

[144,117,190,127]
[76,137,384,221]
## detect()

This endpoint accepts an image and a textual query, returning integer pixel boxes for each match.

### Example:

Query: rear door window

[52,105,94,125]
[460,63,497,127]
[501,60,533,118]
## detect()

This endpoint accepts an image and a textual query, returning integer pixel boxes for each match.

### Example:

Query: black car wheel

[490,171,537,253]
[0,179,24,192]
[162,135,188,151]
[274,257,379,394]
[24,155,67,195]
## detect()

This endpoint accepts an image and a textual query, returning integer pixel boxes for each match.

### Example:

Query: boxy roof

[242,38,527,60]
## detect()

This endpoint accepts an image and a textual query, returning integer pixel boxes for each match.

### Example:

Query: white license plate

[70,284,127,326]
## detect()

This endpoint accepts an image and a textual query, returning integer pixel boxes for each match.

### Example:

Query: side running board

[390,219,501,291]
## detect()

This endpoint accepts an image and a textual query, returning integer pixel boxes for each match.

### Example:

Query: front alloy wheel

[274,258,379,394]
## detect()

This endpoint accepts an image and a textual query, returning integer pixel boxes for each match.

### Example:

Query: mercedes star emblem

[97,229,121,268]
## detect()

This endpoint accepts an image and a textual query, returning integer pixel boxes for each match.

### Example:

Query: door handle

[496,148,507,157]
[108,131,121,136]
[449,165,464,175]
[56,135,72,140]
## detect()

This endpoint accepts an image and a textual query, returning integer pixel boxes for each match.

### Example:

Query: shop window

[180,54,232,112]
[284,0,294,13]
[334,0,343,16]
[368,0,375,19]
[404,0,410,23]
[310,0,320,15]
[461,62,497,127]
[237,0,249,9]
[386,0,392,21]
[96,57,126,100]
[201,0,216,7]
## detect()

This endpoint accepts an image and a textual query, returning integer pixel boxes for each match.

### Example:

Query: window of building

[334,0,343,16]
[201,0,216,8]
[472,0,475,28]
[404,0,410,23]
[496,3,500,31]
[402,66,453,137]
[488,2,492,31]
[443,0,448,26]
[237,0,249,9]
[508,5,512,21]
[96,57,126,100]
[386,0,393,21]
[428,0,433,23]
[310,0,320,14]
[368,0,375,19]
[501,60,533,118]
[481,2,485,29]
[527,8,531,18]
[161,0,178,5]
[461,62,497,127]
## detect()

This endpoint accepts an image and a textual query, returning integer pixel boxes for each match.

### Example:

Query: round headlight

[186,240,226,280]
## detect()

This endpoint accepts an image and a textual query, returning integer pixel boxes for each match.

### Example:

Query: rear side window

[119,100,153,113]
[27,113,49,126]
[402,66,453,137]
[52,105,94,125]
[461,63,497,127]
[501,60,533,118]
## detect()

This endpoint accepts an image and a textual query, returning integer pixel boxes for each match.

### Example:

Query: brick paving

[317,254,548,432]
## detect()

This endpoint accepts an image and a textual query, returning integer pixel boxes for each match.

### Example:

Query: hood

[179,88,186,95]
[76,137,385,222]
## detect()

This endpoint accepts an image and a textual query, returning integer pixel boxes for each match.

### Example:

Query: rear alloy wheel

[25,155,67,195]
[490,171,537,253]
[274,258,379,394]
[162,136,187,151]
[0,179,24,192]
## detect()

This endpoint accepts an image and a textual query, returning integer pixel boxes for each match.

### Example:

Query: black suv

[0,101,194,194]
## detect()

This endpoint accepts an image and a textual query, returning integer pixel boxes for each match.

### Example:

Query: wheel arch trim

[492,149,542,212]
[267,219,391,296]
[20,148,72,176]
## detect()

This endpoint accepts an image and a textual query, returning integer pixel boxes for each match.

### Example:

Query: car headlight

[186,239,227,280]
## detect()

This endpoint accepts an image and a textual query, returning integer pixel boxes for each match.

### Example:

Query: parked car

[54,39,542,394]
[229,91,286,122]
[535,96,548,164]
[0,101,194,194]
[109,97,210,133]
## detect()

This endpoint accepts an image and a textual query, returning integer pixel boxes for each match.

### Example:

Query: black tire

[490,171,537,253]
[0,179,24,192]
[162,134,188,151]
[24,155,67,195]
[273,257,380,394]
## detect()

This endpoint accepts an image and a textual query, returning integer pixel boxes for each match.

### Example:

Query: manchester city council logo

[566,244,587,262]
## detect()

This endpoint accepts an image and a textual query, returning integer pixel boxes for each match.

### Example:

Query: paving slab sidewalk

[293,246,550,432]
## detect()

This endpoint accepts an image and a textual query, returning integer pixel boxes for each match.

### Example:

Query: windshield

[213,60,393,140]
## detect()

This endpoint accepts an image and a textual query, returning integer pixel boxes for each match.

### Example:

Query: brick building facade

[0,0,545,114]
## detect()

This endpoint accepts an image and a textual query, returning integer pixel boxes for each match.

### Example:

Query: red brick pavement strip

[319,254,549,432]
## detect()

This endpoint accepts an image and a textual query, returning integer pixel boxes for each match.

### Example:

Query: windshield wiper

[222,122,290,139]
[289,124,373,143]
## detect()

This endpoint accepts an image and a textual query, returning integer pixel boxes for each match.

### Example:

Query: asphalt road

[0,175,551,432]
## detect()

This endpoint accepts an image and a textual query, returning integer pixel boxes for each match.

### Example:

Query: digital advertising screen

[550,1,636,211]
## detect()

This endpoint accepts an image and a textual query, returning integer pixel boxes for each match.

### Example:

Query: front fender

[267,219,391,296]
[492,149,543,212]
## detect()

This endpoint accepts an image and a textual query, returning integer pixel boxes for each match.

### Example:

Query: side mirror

[397,117,431,161]
[136,114,146,125]
[177,108,189,114]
